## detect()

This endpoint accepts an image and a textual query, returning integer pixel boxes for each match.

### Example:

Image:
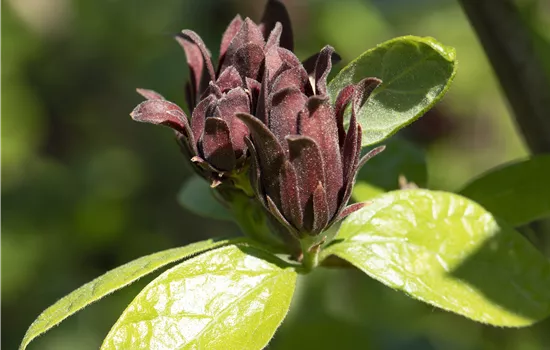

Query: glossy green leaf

[328,36,457,147]
[20,239,234,350]
[102,244,297,350]
[323,189,550,327]
[459,155,550,226]
[178,175,232,221]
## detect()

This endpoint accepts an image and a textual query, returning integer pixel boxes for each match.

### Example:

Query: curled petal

[233,43,265,81]
[269,87,307,144]
[342,101,360,186]
[266,195,299,239]
[336,202,369,222]
[245,77,261,110]
[131,100,187,133]
[201,117,236,172]
[236,112,286,205]
[313,45,335,96]
[176,30,216,99]
[301,97,343,215]
[358,145,386,169]
[260,0,294,51]
[244,137,263,205]
[277,47,301,70]
[255,68,270,125]
[201,81,222,100]
[219,15,244,69]
[216,88,251,157]
[311,182,329,234]
[265,22,282,51]
[334,84,355,147]
[136,88,165,100]
[352,77,382,114]
[280,161,303,229]
[271,65,309,94]
[222,18,265,72]
[302,50,341,77]
[216,66,242,93]
[286,135,326,211]
[191,95,216,144]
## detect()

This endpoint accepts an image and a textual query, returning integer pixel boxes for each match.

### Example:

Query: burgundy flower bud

[237,46,385,238]
[130,0,297,188]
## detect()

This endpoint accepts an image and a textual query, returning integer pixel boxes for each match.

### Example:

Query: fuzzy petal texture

[201,117,236,171]
[260,0,294,51]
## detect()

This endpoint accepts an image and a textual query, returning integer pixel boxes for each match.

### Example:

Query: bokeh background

[3,0,550,349]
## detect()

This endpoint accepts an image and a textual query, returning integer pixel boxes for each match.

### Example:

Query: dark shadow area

[450,221,550,322]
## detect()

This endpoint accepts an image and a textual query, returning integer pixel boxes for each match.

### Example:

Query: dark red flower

[130,0,319,188]
[237,46,384,238]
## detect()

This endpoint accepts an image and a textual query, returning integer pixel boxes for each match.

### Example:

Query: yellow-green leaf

[101,244,297,350]
[20,239,233,350]
[323,190,550,327]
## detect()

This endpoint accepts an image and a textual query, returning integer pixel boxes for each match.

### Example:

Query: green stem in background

[459,0,550,240]
[458,0,550,154]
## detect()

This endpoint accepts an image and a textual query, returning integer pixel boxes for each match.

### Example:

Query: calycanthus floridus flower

[237,46,385,239]
[130,0,384,245]
[130,0,304,189]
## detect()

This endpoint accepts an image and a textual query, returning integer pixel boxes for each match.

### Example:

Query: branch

[458,0,550,154]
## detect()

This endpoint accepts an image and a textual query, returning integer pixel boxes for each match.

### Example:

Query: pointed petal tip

[136,88,165,100]
[337,202,372,221]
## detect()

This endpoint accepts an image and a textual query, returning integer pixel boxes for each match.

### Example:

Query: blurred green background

[2,0,550,349]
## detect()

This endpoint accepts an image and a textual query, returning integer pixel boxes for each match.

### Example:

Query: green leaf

[178,175,232,221]
[323,189,550,327]
[352,182,385,202]
[328,36,457,147]
[459,155,550,226]
[20,239,234,350]
[101,244,297,350]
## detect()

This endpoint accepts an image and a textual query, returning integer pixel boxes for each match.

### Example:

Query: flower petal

[191,94,216,144]
[266,195,299,239]
[301,97,343,215]
[233,43,265,81]
[341,100,360,186]
[336,202,369,222]
[245,77,261,111]
[201,117,236,171]
[352,77,382,114]
[358,145,386,169]
[131,99,187,132]
[313,45,335,96]
[215,87,251,157]
[260,0,294,51]
[265,22,282,51]
[269,87,307,144]
[219,15,243,69]
[221,18,265,72]
[255,68,270,125]
[280,160,303,229]
[334,84,355,147]
[286,135,326,212]
[244,136,264,204]
[236,112,286,206]
[136,88,165,100]
[271,65,309,95]
[176,30,216,99]
[302,50,341,76]
[311,182,329,234]
[215,66,242,93]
